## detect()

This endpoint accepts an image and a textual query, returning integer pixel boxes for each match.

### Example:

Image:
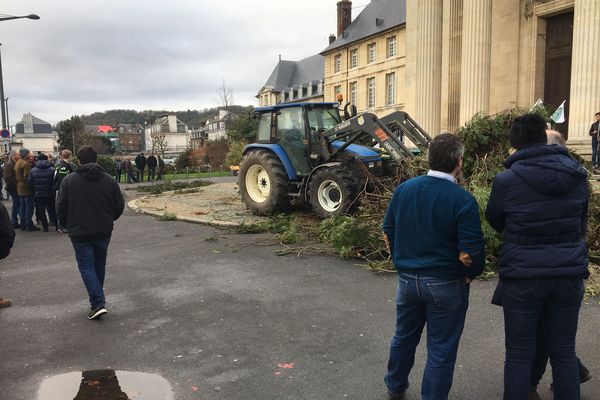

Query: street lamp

[0,13,40,131]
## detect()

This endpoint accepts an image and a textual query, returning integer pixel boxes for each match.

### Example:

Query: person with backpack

[28,154,56,232]
[54,150,77,233]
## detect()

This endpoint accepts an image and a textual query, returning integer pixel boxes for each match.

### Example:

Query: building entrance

[543,11,574,138]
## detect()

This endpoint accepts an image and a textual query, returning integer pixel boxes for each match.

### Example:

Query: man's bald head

[546,130,566,147]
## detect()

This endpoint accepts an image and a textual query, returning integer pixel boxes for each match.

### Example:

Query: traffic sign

[0,129,9,138]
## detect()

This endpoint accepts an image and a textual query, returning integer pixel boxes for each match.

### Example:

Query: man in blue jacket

[382,133,485,400]
[485,114,588,400]
[28,154,56,232]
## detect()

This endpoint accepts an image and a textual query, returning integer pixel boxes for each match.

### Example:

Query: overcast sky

[0,1,366,125]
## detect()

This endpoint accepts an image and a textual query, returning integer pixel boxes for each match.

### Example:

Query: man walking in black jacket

[56,146,125,320]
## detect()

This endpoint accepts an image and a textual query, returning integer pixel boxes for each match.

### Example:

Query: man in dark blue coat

[28,154,56,232]
[485,114,589,400]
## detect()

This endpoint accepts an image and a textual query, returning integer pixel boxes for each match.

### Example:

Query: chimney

[329,34,336,45]
[337,0,352,37]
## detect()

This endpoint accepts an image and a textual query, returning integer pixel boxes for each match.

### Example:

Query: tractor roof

[255,102,339,113]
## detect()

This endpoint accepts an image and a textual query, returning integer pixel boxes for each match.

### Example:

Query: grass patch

[160,171,230,180]
[160,212,177,221]
[137,180,211,195]
[585,264,600,301]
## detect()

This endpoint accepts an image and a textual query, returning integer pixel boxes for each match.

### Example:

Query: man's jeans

[147,167,155,181]
[71,239,110,309]
[502,278,583,400]
[18,195,34,228]
[385,273,469,400]
[592,137,598,166]
[7,190,20,225]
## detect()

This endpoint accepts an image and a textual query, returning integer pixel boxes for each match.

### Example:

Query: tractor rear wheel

[308,166,360,218]
[239,150,289,215]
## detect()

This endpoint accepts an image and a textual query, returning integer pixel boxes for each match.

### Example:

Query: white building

[145,114,189,156]
[12,113,57,154]
[203,110,229,142]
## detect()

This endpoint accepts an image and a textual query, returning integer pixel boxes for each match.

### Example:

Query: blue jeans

[18,195,34,228]
[502,278,583,400]
[71,239,110,309]
[385,273,470,400]
[7,190,20,225]
[592,137,598,166]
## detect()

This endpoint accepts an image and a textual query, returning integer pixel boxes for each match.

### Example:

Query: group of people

[114,152,165,183]
[2,148,76,233]
[383,114,590,400]
[0,145,124,319]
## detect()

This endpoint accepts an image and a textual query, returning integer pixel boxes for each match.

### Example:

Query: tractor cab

[254,102,341,177]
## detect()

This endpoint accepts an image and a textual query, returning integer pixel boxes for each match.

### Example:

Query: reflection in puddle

[38,370,174,400]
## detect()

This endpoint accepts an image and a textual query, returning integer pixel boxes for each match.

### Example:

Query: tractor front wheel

[308,166,360,218]
[239,150,289,215]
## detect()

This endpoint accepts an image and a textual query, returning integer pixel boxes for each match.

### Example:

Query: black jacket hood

[35,160,52,169]
[505,145,588,196]
[76,163,105,181]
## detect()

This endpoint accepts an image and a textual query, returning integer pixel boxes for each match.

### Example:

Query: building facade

[115,123,144,153]
[13,113,57,154]
[322,0,406,117]
[203,110,230,141]
[145,115,189,156]
[321,0,599,155]
[257,55,325,107]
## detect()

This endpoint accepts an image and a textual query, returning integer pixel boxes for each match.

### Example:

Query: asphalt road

[0,199,598,399]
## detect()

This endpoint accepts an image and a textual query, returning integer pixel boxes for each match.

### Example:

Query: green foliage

[227,113,258,142]
[160,212,177,221]
[469,184,501,272]
[175,149,193,169]
[225,140,247,167]
[317,215,370,258]
[97,155,115,175]
[56,115,85,151]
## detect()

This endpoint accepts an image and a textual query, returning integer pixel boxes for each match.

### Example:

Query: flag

[529,98,544,112]
[550,100,566,124]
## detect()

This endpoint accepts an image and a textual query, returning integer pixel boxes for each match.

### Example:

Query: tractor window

[306,108,340,132]
[257,113,271,141]
[276,107,310,175]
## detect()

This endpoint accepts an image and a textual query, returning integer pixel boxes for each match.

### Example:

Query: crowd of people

[113,152,165,183]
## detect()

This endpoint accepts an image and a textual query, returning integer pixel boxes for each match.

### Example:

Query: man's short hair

[38,154,48,161]
[546,130,566,147]
[19,148,30,158]
[596,112,600,116]
[61,149,72,159]
[509,114,547,150]
[77,146,97,164]
[9,149,18,157]
[428,133,465,173]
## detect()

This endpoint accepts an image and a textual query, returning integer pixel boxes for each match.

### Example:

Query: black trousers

[34,197,52,231]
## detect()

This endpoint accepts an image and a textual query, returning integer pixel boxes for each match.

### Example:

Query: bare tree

[216,78,234,112]
[151,134,169,157]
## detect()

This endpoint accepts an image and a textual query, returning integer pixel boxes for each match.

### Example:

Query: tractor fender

[242,144,299,181]
[302,162,343,202]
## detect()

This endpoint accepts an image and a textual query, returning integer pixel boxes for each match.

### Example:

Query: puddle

[38,370,174,400]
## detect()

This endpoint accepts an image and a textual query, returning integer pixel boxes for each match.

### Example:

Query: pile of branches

[325,109,600,285]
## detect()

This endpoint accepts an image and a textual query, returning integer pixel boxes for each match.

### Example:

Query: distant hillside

[79,105,254,129]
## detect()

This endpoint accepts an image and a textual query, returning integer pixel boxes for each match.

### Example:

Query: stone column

[568,0,600,140]
[447,0,463,132]
[415,0,443,135]
[459,0,492,125]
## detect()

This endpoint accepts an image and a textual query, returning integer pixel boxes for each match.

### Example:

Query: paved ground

[1,195,599,399]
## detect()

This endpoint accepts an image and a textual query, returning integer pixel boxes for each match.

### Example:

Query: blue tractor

[239,102,431,218]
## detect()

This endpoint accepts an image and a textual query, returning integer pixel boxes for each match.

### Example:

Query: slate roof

[321,0,406,54]
[15,113,52,135]
[262,54,324,92]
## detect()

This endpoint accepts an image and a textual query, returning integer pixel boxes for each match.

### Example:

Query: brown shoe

[0,298,12,308]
